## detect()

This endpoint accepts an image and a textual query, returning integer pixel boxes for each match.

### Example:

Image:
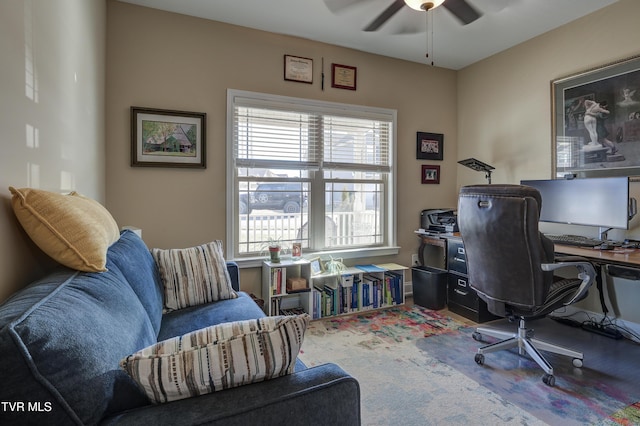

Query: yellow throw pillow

[9,187,120,272]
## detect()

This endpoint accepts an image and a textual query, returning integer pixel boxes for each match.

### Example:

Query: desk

[554,244,640,268]
[555,244,640,319]
[415,231,447,269]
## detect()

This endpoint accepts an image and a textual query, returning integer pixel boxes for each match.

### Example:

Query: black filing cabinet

[446,237,498,323]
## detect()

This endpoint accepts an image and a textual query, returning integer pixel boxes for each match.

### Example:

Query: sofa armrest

[101,363,360,426]
[226,261,240,291]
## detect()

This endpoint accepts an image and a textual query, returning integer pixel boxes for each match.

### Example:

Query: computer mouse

[598,243,614,250]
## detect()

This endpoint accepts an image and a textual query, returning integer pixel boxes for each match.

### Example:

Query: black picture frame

[416,132,444,161]
[131,107,206,168]
[552,54,640,177]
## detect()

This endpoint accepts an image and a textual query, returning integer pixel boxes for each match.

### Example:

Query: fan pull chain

[425,10,434,66]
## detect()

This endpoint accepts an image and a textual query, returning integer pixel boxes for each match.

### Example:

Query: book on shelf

[270,267,287,296]
[280,307,305,316]
[339,274,354,314]
[384,270,404,305]
[354,264,385,273]
[351,278,359,311]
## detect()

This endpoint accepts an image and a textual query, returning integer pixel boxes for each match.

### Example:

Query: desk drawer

[447,273,478,311]
[447,239,467,274]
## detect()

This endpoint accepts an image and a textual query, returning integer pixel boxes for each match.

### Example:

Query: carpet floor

[298,305,640,425]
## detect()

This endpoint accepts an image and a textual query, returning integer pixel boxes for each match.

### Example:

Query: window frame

[226,89,399,267]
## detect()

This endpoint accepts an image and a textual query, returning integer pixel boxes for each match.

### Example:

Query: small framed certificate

[331,63,357,90]
[284,55,313,84]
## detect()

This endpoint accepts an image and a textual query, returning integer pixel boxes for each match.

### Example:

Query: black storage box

[411,266,448,310]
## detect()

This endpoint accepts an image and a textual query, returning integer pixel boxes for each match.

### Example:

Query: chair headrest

[459,184,542,214]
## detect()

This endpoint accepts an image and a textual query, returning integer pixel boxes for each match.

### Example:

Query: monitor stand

[598,227,611,241]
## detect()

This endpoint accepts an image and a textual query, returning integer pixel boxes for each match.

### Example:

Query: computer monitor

[520,177,632,232]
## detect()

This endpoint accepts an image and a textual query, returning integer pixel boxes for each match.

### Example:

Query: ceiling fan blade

[443,0,482,25]
[364,0,405,32]
[323,0,371,14]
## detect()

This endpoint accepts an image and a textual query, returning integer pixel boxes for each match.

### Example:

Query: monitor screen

[520,177,630,230]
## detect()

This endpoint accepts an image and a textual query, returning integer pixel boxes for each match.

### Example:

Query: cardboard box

[286,277,308,293]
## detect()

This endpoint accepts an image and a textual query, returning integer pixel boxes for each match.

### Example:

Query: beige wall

[2,0,638,323]
[0,0,106,302]
[105,1,459,296]
[458,0,640,322]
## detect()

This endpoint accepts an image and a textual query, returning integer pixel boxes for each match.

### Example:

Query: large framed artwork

[131,107,206,168]
[552,54,640,177]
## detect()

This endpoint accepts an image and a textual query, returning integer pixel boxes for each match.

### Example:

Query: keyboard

[544,234,604,248]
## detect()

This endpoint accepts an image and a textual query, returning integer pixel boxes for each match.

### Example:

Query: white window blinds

[231,93,393,172]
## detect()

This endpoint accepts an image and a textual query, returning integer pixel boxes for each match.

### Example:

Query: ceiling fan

[324,0,482,32]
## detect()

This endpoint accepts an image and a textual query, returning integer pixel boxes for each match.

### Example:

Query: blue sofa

[0,230,360,425]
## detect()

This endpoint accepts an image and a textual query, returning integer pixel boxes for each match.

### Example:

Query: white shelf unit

[310,263,407,320]
[262,260,408,319]
[261,259,313,316]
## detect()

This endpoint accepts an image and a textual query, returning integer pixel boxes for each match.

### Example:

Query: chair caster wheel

[572,358,583,368]
[542,374,555,386]
[472,332,482,341]
[474,353,484,365]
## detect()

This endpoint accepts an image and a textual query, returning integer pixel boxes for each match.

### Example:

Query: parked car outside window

[239,183,307,214]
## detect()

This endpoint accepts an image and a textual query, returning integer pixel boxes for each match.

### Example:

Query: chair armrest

[541,259,597,305]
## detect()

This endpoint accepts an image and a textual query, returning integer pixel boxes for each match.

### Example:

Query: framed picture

[284,55,313,84]
[421,165,440,184]
[131,107,206,168]
[552,54,640,177]
[309,257,324,275]
[331,63,357,90]
[416,132,444,160]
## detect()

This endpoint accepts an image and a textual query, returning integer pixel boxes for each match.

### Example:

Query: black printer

[420,209,459,233]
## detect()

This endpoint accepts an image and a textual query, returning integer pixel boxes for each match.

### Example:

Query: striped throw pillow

[151,241,237,311]
[120,314,310,404]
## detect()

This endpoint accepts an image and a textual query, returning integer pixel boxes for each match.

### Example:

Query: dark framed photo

[284,55,313,84]
[552,54,640,177]
[331,63,357,90]
[421,165,440,184]
[416,132,444,160]
[131,107,206,168]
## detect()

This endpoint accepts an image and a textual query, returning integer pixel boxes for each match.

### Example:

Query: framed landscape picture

[131,107,206,168]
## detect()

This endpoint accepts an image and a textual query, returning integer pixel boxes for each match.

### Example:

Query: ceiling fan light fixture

[404,0,445,12]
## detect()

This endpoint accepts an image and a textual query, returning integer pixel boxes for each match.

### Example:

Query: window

[226,90,397,264]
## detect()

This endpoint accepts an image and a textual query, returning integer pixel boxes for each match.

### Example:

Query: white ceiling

[117,0,618,70]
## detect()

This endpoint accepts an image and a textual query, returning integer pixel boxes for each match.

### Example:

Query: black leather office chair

[457,184,596,386]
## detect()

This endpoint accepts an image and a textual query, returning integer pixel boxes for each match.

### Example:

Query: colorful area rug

[419,319,640,426]
[299,306,546,425]
[299,307,640,425]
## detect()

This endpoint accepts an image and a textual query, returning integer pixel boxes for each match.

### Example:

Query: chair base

[472,318,583,386]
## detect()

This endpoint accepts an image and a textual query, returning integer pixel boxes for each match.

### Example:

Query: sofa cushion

[0,268,157,425]
[8,186,120,272]
[151,240,237,311]
[108,230,164,335]
[121,314,310,404]
[158,292,266,341]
